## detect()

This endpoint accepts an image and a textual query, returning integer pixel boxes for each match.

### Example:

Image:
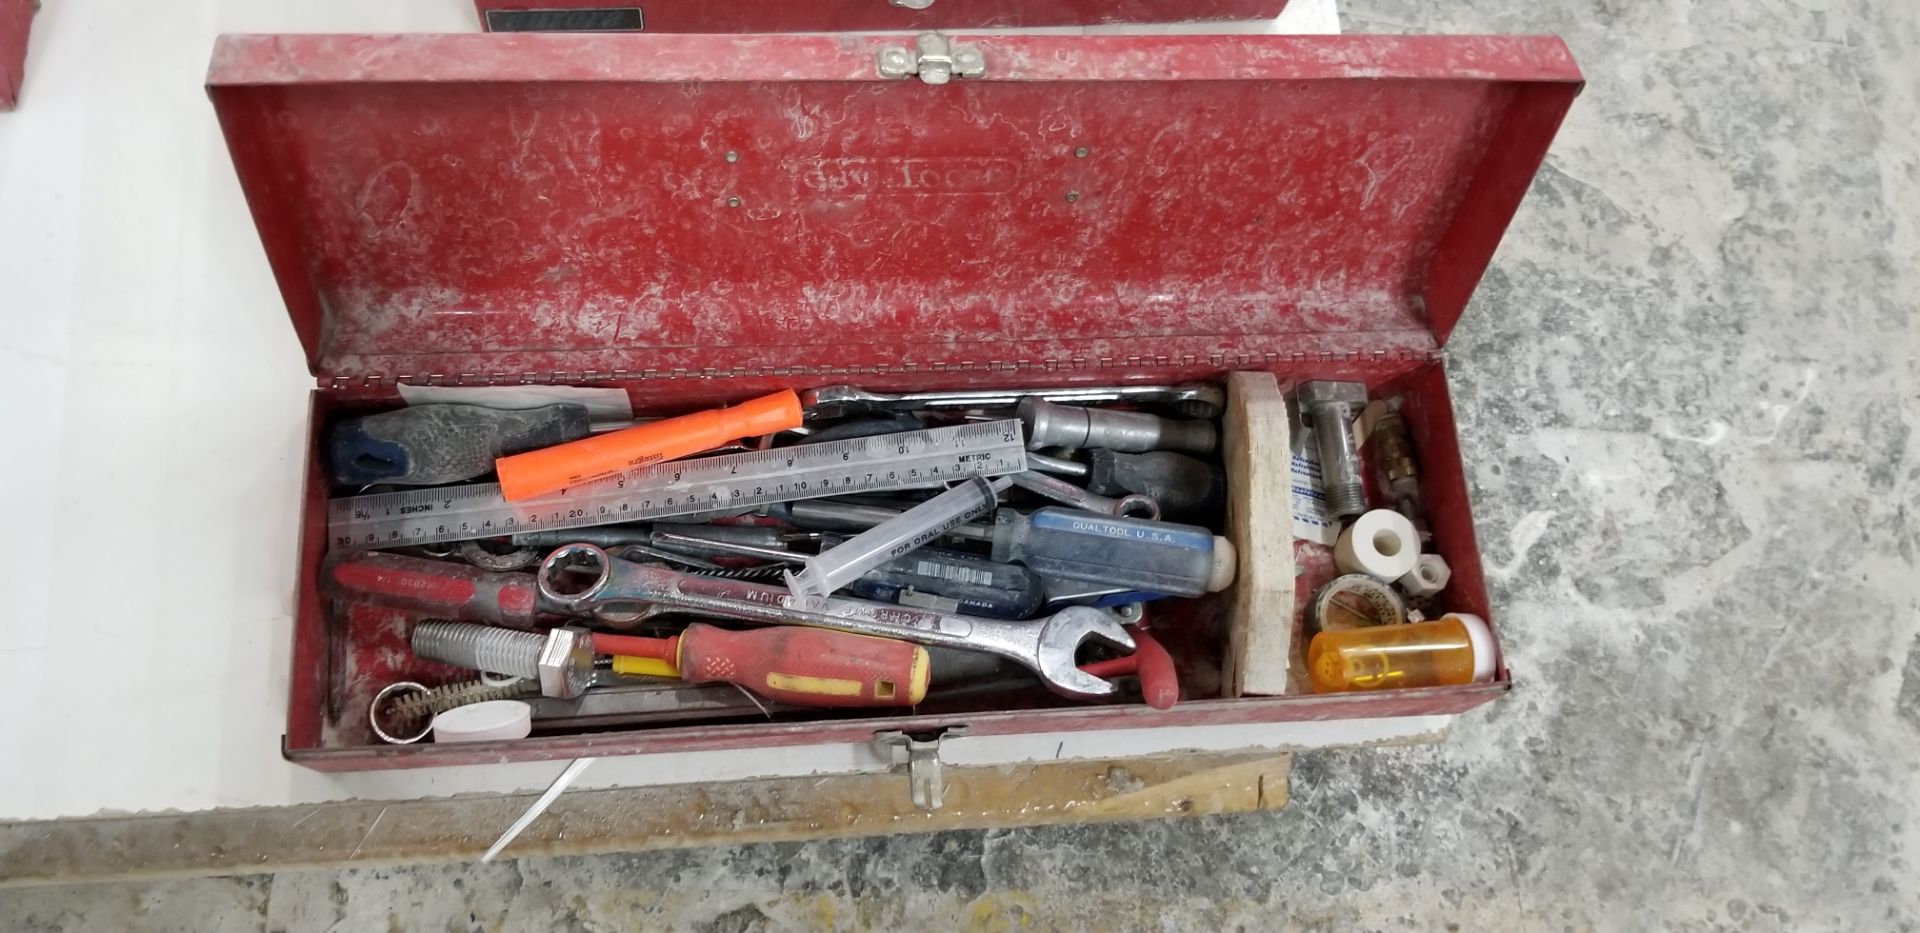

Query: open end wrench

[801,384,1225,421]
[536,544,1134,698]
[1008,470,1160,520]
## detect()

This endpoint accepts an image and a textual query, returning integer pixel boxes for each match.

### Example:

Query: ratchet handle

[677,624,929,707]
[321,551,547,627]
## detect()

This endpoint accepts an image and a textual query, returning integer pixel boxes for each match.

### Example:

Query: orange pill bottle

[1307,612,1497,693]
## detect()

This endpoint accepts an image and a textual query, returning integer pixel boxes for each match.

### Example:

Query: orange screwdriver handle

[676,623,929,708]
[495,389,804,501]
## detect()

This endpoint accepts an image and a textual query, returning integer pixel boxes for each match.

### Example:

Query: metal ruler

[328,420,1027,549]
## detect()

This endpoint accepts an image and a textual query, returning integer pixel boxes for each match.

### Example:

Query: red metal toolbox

[206,32,1582,771]
[472,1,1290,33]
[0,0,35,110]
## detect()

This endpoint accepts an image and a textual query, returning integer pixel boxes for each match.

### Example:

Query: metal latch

[873,727,969,810]
[889,0,936,9]
[877,33,985,85]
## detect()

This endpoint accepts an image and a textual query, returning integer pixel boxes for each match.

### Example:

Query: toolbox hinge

[872,726,969,811]
[877,33,985,85]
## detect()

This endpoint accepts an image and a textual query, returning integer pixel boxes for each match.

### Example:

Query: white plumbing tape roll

[431,700,534,744]
[1334,509,1420,582]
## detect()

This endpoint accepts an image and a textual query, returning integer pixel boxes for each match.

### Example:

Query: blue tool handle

[990,507,1228,598]
[848,547,1047,620]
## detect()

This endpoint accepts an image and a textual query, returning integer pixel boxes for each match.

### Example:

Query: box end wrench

[536,544,1135,699]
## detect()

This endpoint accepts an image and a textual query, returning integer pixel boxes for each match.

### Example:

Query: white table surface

[0,0,1343,821]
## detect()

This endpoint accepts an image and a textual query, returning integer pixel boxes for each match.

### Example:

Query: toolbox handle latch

[873,726,970,810]
[888,0,937,9]
[878,33,985,86]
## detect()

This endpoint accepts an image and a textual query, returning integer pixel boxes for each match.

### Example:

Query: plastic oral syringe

[784,476,1010,600]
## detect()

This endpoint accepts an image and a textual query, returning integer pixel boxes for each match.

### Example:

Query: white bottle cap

[432,700,534,744]
[1206,535,1238,592]
[1445,613,1498,683]
[1334,509,1421,582]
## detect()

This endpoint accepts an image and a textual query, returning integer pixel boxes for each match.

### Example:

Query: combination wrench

[1008,470,1161,520]
[535,544,1135,698]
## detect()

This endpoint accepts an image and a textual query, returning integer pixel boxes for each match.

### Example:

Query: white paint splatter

[1661,419,1730,446]
[1751,366,1816,446]
[1490,509,1557,580]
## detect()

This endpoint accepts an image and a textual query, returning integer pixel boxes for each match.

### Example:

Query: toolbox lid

[207,33,1581,385]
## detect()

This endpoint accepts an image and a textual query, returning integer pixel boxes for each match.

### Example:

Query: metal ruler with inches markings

[328,420,1027,549]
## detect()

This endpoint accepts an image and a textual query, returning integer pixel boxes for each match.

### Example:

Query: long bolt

[411,621,595,698]
[412,621,544,680]
[1297,381,1370,521]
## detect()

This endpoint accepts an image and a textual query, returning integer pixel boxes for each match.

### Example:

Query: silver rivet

[1074,147,1090,159]
[1065,191,1080,203]
[727,196,743,208]
[725,151,740,163]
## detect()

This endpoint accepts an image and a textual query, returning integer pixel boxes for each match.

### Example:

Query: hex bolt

[1296,380,1370,521]
[411,621,595,699]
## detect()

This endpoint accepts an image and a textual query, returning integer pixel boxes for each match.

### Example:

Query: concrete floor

[7,0,1918,929]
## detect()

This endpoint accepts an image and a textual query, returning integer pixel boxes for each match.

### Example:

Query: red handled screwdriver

[593,625,929,708]
[321,550,558,627]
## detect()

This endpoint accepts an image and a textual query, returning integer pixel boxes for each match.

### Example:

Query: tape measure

[1309,574,1410,634]
[329,420,1027,549]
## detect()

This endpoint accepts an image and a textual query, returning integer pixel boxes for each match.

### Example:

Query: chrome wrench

[1008,470,1161,520]
[801,384,1225,421]
[536,544,1135,698]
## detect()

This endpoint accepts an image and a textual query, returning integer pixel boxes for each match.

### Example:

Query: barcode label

[914,559,995,587]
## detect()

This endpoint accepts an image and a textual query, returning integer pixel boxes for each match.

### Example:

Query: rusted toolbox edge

[286,683,1503,771]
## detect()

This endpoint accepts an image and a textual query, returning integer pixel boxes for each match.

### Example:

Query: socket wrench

[1018,398,1217,454]
[536,544,1135,698]
[1008,470,1160,520]
[802,383,1225,421]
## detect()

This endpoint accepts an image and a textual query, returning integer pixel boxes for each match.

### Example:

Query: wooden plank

[0,753,1289,887]
[1221,371,1299,697]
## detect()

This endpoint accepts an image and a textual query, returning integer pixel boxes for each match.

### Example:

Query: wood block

[1221,371,1297,697]
[0,753,1290,886]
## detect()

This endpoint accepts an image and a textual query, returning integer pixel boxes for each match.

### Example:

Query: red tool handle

[320,551,546,627]
[600,624,929,708]
[592,632,674,661]
[1081,627,1179,710]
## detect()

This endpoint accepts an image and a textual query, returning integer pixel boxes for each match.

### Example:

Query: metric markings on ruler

[327,420,1028,548]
